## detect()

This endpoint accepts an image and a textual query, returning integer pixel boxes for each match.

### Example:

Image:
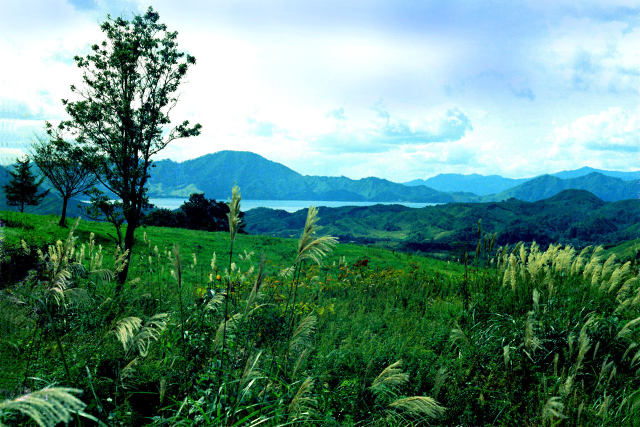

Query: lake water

[148,198,437,213]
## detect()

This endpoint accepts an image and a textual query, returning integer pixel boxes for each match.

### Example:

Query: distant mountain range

[0,151,638,220]
[406,166,640,196]
[405,174,528,195]
[148,151,639,203]
[148,151,455,203]
[492,173,640,202]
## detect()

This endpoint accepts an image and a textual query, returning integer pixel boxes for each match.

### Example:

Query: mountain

[405,167,640,195]
[405,173,528,195]
[148,150,455,203]
[148,153,640,203]
[244,189,640,256]
[493,172,640,202]
[551,166,640,181]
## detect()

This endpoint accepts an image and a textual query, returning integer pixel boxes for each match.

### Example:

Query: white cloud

[1,1,639,179]
[552,107,640,153]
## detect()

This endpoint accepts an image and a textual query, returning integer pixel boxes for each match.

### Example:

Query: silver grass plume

[524,311,541,354]
[597,393,612,418]
[227,185,241,243]
[575,331,591,372]
[214,312,242,349]
[120,357,139,384]
[388,396,446,420]
[0,387,86,427]
[616,277,637,306]
[617,316,640,340]
[449,325,470,351]
[288,377,316,420]
[112,314,168,357]
[289,314,316,352]
[244,253,266,318]
[205,292,224,311]
[432,367,449,397]
[583,246,604,280]
[600,254,617,282]
[607,262,631,294]
[113,316,143,352]
[215,302,268,350]
[133,313,169,357]
[205,293,225,312]
[503,345,511,369]
[240,350,263,389]
[236,352,264,407]
[370,360,409,397]
[296,206,337,265]
[292,348,311,379]
[542,396,566,423]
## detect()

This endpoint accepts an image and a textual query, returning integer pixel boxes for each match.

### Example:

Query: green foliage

[246,189,640,260]
[2,204,640,425]
[144,193,246,233]
[0,387,86,427]
[3,157,49,213]
[31,136,97,227]
[52,6,201,284]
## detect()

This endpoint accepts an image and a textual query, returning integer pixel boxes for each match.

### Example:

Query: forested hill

[492,172,640,202]
[244,189,640,255]
[148,150,454,202]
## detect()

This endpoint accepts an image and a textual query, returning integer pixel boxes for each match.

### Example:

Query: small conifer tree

[3,156,49,212]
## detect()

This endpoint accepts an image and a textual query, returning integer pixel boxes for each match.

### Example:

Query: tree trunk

[20,201,24,213]
[116,220,137,287]
[59,196,69,227]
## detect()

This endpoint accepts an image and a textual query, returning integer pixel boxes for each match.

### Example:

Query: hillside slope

[244,189,640,255]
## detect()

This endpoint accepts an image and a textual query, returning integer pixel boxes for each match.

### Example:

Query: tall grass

[1,195,640,425]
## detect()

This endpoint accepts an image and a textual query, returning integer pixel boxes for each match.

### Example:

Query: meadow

[1,207,640,426]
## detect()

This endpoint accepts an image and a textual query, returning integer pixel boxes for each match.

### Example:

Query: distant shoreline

[148,198,440,213]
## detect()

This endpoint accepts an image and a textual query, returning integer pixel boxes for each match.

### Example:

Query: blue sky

[0,0,639,181]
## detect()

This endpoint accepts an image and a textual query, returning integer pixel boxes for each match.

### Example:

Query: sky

[0,0,639,182]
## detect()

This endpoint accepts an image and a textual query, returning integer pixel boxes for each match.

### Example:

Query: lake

[148,198,438,213]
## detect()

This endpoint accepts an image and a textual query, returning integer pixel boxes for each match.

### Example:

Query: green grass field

[1,210,640,425]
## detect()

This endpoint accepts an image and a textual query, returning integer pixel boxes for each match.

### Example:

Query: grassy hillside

[1,211,455,279]
[2,210,640,425]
